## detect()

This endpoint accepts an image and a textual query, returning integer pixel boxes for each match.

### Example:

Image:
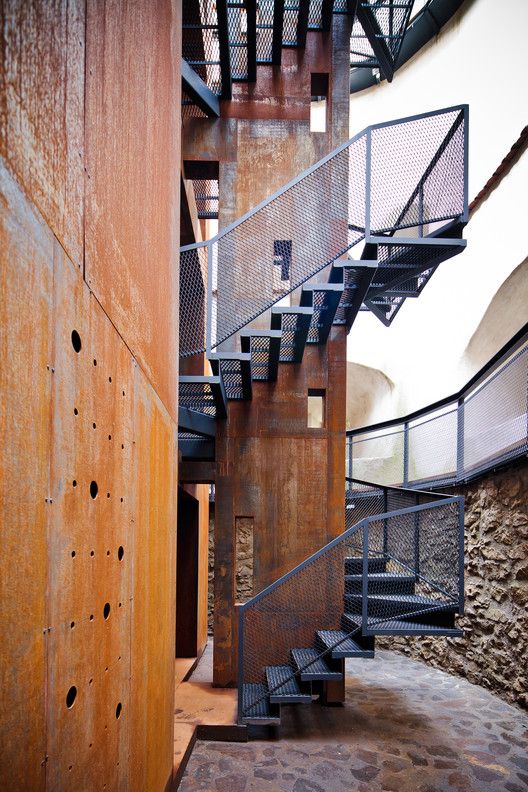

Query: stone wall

[208,511,256,635]
[380,461,528,710]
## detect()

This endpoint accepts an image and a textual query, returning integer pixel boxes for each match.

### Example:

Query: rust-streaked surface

[0,158,51,791]
[214,339,347,686]
[46,249,134,789]
[1,0,85,268]
[129,366,177,792]
[85,0,180,421]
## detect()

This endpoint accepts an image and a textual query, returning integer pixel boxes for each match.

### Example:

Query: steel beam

[296,0,311,48]
[356,2,395,82]
[178,406,217,437]
[216,0,232,99]
[181,58,220,117]
[179,438,215,459]
[180,459,216,483]
[321,0,334,31]
[272,0,285,64]
[247,0,257,81]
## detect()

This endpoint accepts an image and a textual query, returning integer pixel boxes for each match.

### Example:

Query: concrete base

[173,642,247,789]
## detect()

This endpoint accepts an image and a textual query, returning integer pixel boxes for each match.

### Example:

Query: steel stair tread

[316,630,374,659]
[345,573,415,582]
[241,683,281,724]
[290,648,342,681]
[346,593,457,608]
[365,619,463,637]
[265,665,312,704]
[344,556,388,574]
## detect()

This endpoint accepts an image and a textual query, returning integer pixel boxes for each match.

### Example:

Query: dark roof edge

[349,0,467,94]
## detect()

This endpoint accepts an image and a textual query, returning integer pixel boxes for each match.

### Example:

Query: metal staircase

[178,105,468,459]
[182,0,416,117]
[177,104,468,728]
[238,478,464,724]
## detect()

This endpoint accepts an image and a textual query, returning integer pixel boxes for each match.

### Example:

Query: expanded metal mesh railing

[347,330,528,488]
[238,478,463,721]
[179,105,468,357]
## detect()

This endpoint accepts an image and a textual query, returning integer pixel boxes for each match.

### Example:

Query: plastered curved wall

[346,0,528,421]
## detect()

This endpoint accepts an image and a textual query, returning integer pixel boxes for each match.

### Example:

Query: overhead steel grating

[351,0,415,81]
[179,376,227,418]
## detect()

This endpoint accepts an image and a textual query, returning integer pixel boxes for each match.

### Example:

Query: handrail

[184,104,467,250]
[347,322,528,437]
[180,104,468,357]
[346,475,453,499]
[238,479,464,722]
[347,327,528,489]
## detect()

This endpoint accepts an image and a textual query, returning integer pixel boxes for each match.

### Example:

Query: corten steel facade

[2,0,525,788]
[1,2,183,790]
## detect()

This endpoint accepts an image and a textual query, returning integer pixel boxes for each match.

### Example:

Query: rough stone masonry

[381,461,528,710]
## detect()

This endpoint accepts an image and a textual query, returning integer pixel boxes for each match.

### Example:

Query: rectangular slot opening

[310,73,328,133]
[235,517,254,604]
[308,388,326,428]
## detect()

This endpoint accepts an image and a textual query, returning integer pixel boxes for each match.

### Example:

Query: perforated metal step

[290,648,343,682]
[265,665,312,704]
[271,306,313,363]
[344,556,388,575]
[210,353,252,401]
[300,283,343,345]
[315,629,374,660]
[241,683,281,724]
[365,619,463,637]
[344,592,457,618]
[241,330,281,381]
[345,573,416,595]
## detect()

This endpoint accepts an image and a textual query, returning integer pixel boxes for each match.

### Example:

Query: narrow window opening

[310,74,328,133]
[235,517,254,604]
[308,388,325,428]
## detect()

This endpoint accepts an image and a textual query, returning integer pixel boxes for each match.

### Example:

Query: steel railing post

[458,497,465,615]
[237,605,244,724]
[362,523,369,633]
[206,241,213,357]
[365,127,372,240]
[457,397,464,480]
[383,487,388,558]
[403,421,409,486]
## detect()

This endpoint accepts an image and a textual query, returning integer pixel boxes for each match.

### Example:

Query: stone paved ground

[178,650,528,792]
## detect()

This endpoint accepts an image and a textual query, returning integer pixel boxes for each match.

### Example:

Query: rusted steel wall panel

[129,367,177,792]
[214,338,347,686]
[46,249,135,789]
[85,0,180,421]
[0,158,51,792]
[1,0,85,268]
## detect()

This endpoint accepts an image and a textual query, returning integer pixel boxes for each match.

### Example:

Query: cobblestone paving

[179,650,528,792]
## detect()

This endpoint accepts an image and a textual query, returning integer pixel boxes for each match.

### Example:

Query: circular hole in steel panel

[66,686,77,708]
[71,331,82,353]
